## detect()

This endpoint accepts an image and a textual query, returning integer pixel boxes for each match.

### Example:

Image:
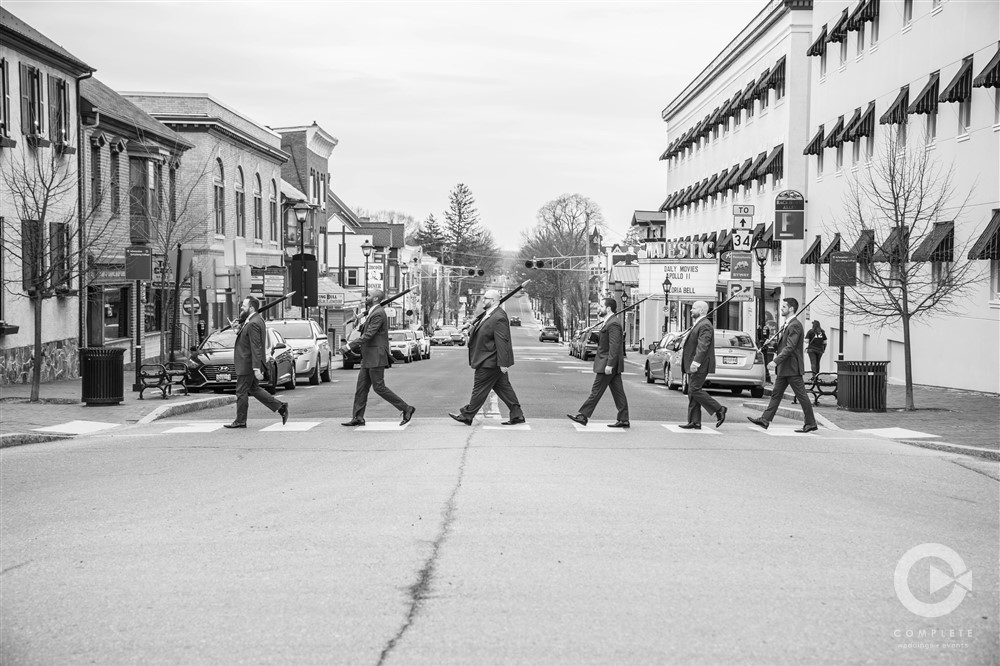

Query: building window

[18,63,45,137]
[269,180,278,241]
[253,174,263,240]
[991,260,1000,300]
[857,24,866,55]
[110,150,120,216]
[320,173,327,210]
[904,0,913,25]
[871,13,880,44]
[47,75,70,146]
[129,157,155,243]
[153,163,163,221]
[144,285,167,333]
[733,109,741,128]
[771,241,782,264]
[168,164,176,224]
[49,221,69,289]
[760,89,769,112]
[866,132,875,162]
[308,168,315,203]
[931,261,952,287]
[926,109,937,145]
[747,100,755,120]
[958,96,971,135]
[347,268,358,287]
[897,121,907,148]
[836,143,844,171]
[821,50,828,78]
[91,144,102,209]
[840,39,848,66]
[775,74,785,101]
[213,159,225,235]
[0,58,12,140]
[21,219,44,291]
[235,167,246,237]
[852,139,861,164]
[817,150,824,176]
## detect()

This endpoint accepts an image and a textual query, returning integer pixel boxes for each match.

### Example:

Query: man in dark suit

[567,297,630,428]
[340,289,415,427]
[678,300,726,429]
[749,297,818,433]
[449,289,524,426]
[225,296,288,429]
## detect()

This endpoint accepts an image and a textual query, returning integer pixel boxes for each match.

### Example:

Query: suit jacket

[682,317,716,375]
[592,316,624,374]
[468,307,514,369]
[349,305,392,369]
[772,317,806,377]
[234,313,267,376]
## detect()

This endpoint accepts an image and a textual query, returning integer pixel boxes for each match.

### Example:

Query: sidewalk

[0,371,234,447]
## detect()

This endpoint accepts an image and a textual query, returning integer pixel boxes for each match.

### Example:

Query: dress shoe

[223,422,246,429]
[795,424,819,433]
[747,416,769,430]
[607,421,630,429]
[501,417,525,425]
[449,413,473,426]
[400,406,416,426]
[567,414,588,426]
[278,403,289,425]
[341,419,365,427]
[678,423,701,430]
[715,405,728,428]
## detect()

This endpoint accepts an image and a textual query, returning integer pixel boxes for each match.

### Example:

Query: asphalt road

[2,295,998,665]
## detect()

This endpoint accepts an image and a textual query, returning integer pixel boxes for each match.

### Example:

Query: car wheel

[404,352,411,363]
[730,387,743,396]
[320,362,332,382]
[284,367,297,390]
[750,386,764,398]
[645,363,655,384]
[309,358,321,385]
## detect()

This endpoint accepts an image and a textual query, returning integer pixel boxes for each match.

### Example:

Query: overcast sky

[8,0,763,249]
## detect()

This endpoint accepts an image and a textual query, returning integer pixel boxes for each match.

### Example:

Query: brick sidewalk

[0,371,234,447]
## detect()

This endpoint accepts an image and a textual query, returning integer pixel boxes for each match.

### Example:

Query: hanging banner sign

[774,190,805,240]
[125,246,152,281]
[829,251,857,287]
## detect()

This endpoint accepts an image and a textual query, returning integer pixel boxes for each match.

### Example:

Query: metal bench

[163,362,189,397]
[138,364,168,400]
[808,372,838,406]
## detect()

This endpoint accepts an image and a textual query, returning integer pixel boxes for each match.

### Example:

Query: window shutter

[1,59,10,136]
[49,222,67,288]
[21,219,42,291]
[61,79,70,142]
[48,75,57,141]
[19,63,30,135]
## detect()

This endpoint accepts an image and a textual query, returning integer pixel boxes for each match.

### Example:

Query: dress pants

[761,373,817,426]
[686,371,722,426]
[459,366,524,421]
[353,366,409,419]
[578,372,629,422]
[235,373,283,425]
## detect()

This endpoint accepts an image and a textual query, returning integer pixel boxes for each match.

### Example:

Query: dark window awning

[880,85,909,125]
[718,229,733,252]
[825,116,845,148]
[690,178,710,203]
[819,233,842,264]
[873,227,909,263]
[744,151,768,185]
[659,145,671,161]
[716,96,734,124]
[807,25,828,57]
[847,230,875,260]
[753,68,772,100]
[912,221,955,262]
[846,0,867,30]
[840,107,863,143]
[768,56,786,91]
[658,195,671,212]
[939,57,973,103]
[803,125,825,155]
[700,173,720,198]
[726,158,752,190]
[973,45,1000,89]
[907,72,940,115]
[705,106,722,131]
[740,80,757,109]
[757,144,784,180]
[728,88,746,117]
[751,223,766,245]
[828,8,850,43]
[853,101,876,139]
[800,235,823,264]
[968,209,1000,260]
[706,230,718,246]
[759,223,775,245]
[710,167,730,195]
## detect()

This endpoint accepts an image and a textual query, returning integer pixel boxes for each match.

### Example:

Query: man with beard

[340,289,415,427]
[567,297,629,428]
[225,296,289,428]
[449,289,525,426]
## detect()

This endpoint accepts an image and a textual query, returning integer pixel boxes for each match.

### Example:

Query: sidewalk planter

[836,360,889,412]
[79,347,125,406]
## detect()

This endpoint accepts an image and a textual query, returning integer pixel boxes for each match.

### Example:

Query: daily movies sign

[639,260,717,299]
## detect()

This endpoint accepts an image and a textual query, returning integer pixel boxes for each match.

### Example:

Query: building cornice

[154,115,290,164]
[0,30,94,77]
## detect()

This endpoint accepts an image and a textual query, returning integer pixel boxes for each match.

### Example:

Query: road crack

[376,429,474,666]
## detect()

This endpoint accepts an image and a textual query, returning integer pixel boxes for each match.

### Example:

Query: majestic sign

[664,240,715,259]
[829,251,857,287]
[774,190,805,240]
[125,246,152,281]
[729,251,753,280]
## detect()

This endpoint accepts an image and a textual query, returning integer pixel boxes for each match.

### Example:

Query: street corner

[136,394,237,425]
[0,432,74,449]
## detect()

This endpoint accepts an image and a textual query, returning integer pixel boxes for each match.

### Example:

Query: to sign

[774,190,805,240]
[727,280,755,301]
[733,205,755,216]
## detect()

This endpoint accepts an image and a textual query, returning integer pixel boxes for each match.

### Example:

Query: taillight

[754,352,765,364]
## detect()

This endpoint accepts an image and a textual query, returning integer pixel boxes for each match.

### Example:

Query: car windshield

[389,332,410,341]
[543,327,557,333]
[202,330,238,349]
[716,332,755,349]
[268,322,314,339]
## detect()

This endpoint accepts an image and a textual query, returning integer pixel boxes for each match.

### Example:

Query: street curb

[742,400,840,431]
[895,439,1000,461]
[1,432,75,449]
[136,395,237,425]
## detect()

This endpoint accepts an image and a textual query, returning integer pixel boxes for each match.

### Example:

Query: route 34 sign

[727,280,756,302]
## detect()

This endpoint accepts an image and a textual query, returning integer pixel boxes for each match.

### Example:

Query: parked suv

[413,329,431,360]
[388,330,419,363]
[539,326,559,343]
[267,319,332,384]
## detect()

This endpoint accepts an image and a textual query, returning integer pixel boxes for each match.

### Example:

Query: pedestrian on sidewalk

[567,297,629,429]
[805,320,827,377]
[450,289,524,426]
[677,300,726,430]
[226,296,288,429]
[340,289,415,427]
[748,297,818,434]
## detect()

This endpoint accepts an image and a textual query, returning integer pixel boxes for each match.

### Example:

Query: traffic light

[467,267,485,276]
[524,259,545,269]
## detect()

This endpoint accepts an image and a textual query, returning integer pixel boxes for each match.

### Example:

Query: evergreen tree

[415,213,446,260]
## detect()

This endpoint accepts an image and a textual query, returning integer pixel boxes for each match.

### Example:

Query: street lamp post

[293,203,311,320]
[662,275,672,333]
[400,262,409,325]
[753,240,771,342]
[361,239,374,300]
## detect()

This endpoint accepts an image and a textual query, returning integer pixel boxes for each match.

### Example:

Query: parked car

[580,329,598,360]
[449,328,467,346]
[510,316,521,326]
[539,326,559,343]
[662,329,765,397]
[431,327,457,345]
[388,330,419,363]
[267,318,332,384]
[644,332,681,384]
[185,327,296,393]
[413,329,431,360]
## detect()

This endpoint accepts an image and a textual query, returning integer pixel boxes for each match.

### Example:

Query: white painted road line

[162,423,225,434]
[352,422,410,431]
[571,422,626,432]
[662,424,720,434]
[34,420,120,435]
[260,421,323,432]
[855,427,940,439]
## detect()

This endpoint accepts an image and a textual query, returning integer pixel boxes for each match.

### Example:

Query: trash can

[836,360,889,412]
[79,347,125,405]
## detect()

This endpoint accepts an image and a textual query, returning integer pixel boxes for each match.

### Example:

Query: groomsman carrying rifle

[678,300,727,429]
[567,297,630,428]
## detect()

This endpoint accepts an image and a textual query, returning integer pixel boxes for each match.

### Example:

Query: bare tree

[1,145,117,401]
[835,131,984,409]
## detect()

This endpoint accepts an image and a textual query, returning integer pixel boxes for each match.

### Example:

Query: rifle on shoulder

[462,280,532,332]
[221,291,296,333]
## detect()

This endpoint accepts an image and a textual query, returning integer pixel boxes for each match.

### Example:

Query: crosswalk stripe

[162,423,225,434]
[662,424,720,434]
[571,422,627,433]
[745,425,820,437]
[34,420,119,435]
[260,421,322,432]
